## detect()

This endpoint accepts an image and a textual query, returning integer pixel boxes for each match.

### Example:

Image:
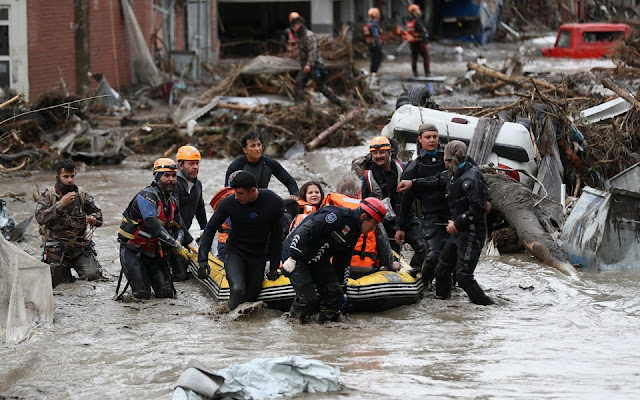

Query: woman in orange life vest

[289,181,325,231]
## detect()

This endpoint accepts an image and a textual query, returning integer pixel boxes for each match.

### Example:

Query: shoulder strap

[47,185,56,205]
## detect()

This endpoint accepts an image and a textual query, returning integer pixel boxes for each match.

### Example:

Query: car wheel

[407,84,431,107]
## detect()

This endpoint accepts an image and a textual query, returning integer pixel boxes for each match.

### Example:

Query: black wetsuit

[199,189,284,310]
[225,155,299,196]
[434,162,492,305]
[171,170,208,280]
[398,148,449,284]
[282,206,363,322]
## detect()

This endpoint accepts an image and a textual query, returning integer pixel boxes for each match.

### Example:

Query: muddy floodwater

[2,148,640,400]
[2,46,639,398]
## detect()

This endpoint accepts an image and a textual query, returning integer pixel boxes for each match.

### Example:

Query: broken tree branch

[306,108,363,150]
[467,62,561,93]
[601,78,640,111]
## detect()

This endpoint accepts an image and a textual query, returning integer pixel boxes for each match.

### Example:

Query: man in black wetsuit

[434,141,493,305]
[225,132,299,198]
[281,197,387,323]
[171,145,207,281]
[396,123,449,287]
[198,171,284,311]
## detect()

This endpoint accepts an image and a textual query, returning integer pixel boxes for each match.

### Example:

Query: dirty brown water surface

[2,46,640,399]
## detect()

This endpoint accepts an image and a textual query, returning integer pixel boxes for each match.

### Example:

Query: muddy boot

[318,308,340,324]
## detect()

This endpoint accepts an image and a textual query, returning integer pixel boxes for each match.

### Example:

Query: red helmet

[360,197,386,223]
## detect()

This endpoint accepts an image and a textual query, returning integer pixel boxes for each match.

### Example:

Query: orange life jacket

[289,200,318,233]
[322,193,378,269]
[210,187,234,244]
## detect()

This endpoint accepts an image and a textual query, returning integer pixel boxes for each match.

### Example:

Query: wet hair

[54,159,76,175]
[299,181,325,204]
[230,170,257,189]
[241,131,262,148]
[283,198,299,217]
[336,174,361,198]
[291,16,305,26]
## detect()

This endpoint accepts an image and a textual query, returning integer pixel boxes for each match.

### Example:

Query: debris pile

[462,61,640,192]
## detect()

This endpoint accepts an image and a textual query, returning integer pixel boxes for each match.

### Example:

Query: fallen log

[601,78,640,111]
[467,62,561,93]
[484,172,580,280]
[306,108,362,150]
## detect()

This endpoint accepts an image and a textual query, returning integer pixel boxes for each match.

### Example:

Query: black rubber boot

[457,271,492,305]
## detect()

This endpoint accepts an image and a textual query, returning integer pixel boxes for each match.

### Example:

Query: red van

[542,23,631,58]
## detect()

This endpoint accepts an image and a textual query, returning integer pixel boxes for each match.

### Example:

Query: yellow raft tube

[188,252,424,313]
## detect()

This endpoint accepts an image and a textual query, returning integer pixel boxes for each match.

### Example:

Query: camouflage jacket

[35,184,103,245]
[298,28,323,68]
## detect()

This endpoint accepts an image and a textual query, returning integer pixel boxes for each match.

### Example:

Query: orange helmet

[368,8,380,19]
[408,4,420,14]
[289,11,300,23]
[152,158,178,174]
[360,197,387,223]
[369,136,391,152]
[176,145,201,162]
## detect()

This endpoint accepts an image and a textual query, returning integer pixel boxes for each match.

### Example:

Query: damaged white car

[380,86,538,185]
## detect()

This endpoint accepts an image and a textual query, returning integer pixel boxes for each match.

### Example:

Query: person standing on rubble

[433,140,493,305]
[281,197,386,323]
[364,8,383,77]
[282,11,301,58]
[198,171,284,311]
[406,4,431,77]
[362,136,426,270]
[291,16,345,107]
[396,123,449,289]
[116,158,192,300]
[35,159,105,287]
[171,145,207,281]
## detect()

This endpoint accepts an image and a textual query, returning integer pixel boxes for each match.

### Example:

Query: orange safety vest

[209,187,234,244]
[285,28,298,53]
[322,193,378,269]
[406,19,421,43]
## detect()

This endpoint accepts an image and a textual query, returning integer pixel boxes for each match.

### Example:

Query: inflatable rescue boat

[188,253,424,313]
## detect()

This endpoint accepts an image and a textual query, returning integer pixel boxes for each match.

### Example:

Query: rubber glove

[282,257,296,274]
[173,244,191,261]
[198,261,211,279]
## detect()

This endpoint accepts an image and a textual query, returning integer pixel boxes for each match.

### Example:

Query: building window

[0,7,9,87]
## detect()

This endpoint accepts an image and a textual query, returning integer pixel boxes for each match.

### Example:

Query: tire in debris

[407,84,431,107]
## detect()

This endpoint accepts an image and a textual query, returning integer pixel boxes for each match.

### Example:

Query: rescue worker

[171,145,207,281]
[117,158,192,300]
[324,174,395,279]
[281,197,386,323]
[396,123,449,287]
[362,136,426,269]
[406,4,431,77]
[282,11,300,58]
[291,16,345,107]
[433,141,493,305]
[364,8,383,76]
[35,159,104,287]
[225,131,299,198]
[198,171,284,311]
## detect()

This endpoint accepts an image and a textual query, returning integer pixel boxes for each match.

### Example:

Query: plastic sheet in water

[173,356,341,400]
